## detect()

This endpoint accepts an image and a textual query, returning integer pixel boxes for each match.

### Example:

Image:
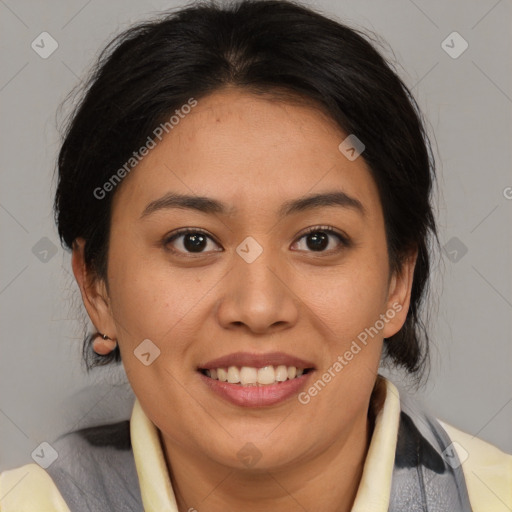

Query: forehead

[111,88,382,221]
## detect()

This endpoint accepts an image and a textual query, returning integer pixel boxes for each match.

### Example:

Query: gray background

[1,0,511,472]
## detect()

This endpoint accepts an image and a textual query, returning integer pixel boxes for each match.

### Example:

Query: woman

[0,0,510,510]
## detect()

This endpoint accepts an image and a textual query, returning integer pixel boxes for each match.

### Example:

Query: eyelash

[163,225,350,257]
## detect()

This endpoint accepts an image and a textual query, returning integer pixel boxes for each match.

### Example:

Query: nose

[215,245,300,335]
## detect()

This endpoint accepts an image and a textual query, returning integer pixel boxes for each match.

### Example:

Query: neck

[160,405,375,512]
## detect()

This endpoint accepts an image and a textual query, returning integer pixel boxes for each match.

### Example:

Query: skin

[72,87,417,512]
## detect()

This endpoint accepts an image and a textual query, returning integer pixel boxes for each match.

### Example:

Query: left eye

[292,226,348,253]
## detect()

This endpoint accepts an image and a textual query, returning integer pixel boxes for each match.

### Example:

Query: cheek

[106,243,216,352]
[305,251,390,348]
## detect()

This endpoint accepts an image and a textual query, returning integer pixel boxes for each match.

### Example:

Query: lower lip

[199,371,314,407]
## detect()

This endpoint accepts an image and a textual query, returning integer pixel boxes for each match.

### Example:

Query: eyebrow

[140,190,366,219]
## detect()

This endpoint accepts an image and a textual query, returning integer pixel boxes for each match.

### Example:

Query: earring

[92,332,118,355]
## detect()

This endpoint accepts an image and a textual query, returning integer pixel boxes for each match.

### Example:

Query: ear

[382,248,418,339]
[71,238,117,339]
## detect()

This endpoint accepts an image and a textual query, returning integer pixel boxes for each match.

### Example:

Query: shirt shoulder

[439,419,512,512]
[0,463,71,511]
[0,419,143,512]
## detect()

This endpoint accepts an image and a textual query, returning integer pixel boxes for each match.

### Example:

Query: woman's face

[76,88,414,472]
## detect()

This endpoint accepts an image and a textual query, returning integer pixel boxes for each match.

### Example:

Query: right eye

[163,228,223,256]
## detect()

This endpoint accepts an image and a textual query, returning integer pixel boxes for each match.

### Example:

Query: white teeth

[240,366,258,385]
[275,365,288,382]
[204,365,309,385]
[257,366,275,385]
[227,366,240,383]
[287,366,297,379]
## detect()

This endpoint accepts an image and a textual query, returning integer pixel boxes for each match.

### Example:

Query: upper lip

[198,351,316,370]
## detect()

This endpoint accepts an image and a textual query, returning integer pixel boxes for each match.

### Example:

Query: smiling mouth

[199,365,314,386]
